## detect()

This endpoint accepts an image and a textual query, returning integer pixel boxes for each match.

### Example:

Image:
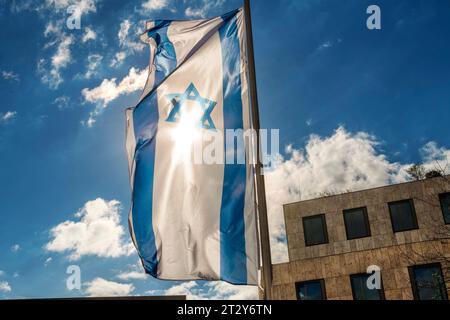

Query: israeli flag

[125,8,258,285]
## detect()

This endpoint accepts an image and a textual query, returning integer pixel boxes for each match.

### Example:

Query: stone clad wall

[271,240,450,300]
[271,177,450,300]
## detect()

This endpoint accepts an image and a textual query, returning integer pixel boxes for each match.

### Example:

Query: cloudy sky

[1,0,450,299]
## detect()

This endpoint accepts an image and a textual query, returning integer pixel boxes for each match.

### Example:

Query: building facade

[271,176,450,300]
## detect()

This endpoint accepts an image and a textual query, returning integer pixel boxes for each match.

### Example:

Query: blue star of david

[165,83,217,130]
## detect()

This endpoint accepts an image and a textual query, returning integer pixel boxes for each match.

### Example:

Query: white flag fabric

[126,8,258,285]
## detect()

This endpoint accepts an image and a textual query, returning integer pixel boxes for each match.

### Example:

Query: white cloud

[118,19,145,52]
[9,0,38,13]
[44,257,53,266]
[45,198,134,260]
[0,270,4,277]
[38,34,74,89]
[83,53,103,79]
[84,117,96,128]
[421,141,450,166]
[51,35,73,69]
[116,271,147,281]
[265,127,407,262]
[81,67,148,126]
[264,126,450,263]
[1,111,17,123]
[142,0,168,12]
[116,260,148,280]
[0,281,11,293]
[185,0,224,18]
[155,281,198,298]
[1,70,20,82]
[45,0,97,16]
[53,96,70,110]
[111,17,146,70]
[205,282,258,300]
[314,39,341,54]
[37,1,100,88]
[110,51,127,68]
[84,278,134,297]
[82,27,97,43]
[317,40,332,50]
[118,20,131,47]
[11,244,20,252]
[82,67,147,106]
[148,281,257,300]
[72,0,98,16]
[185,7,204,18]
[43,20,62,38]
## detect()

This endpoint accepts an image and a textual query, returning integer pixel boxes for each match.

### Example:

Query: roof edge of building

[283,175,450,208]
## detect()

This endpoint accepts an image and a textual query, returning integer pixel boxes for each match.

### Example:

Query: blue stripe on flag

[131,22,178,278]
[147,20,177,88]
[132,92,160,277]
[219,12,248,284]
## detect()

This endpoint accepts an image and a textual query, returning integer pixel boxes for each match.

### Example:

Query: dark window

[343,207,371,240]
[350,273,385,300]
[388,199,419,232]
[439,193,450,224]
[303,214,328,246]
[296,279,326,300]
[409,263,448,300]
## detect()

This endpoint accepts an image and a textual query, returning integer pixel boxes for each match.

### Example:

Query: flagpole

[243,0,273,300]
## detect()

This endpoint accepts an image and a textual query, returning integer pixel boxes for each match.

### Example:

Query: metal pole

[243,0,273,300]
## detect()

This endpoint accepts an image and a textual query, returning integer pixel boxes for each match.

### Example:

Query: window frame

[343,207,372,240]
[408,263,448,300]
[439,192,450,225]
[350,273,385,300]
[295,279,327,300]
[388,199,419,233]
[302,214,329,247]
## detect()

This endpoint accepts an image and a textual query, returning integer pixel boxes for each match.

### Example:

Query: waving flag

[125,8,258,285]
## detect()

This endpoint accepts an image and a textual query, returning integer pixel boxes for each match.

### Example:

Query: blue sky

[1,0,450,299]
